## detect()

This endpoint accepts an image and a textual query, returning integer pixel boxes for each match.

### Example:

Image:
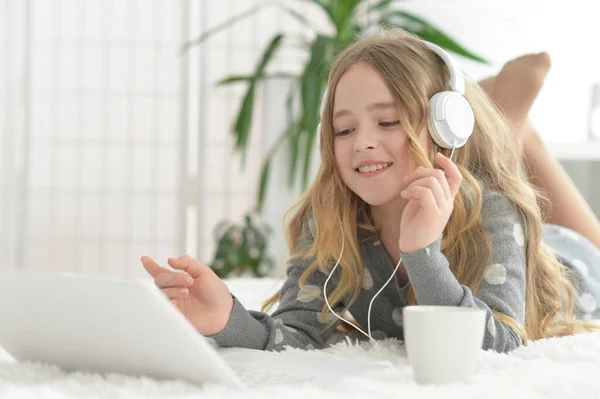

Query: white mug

[402,306,486,385]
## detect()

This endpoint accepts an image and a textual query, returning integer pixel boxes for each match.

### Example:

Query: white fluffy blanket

[1,278,600,399]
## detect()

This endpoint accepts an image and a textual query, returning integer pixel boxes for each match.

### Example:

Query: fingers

[142,256,195,297]
[141,256,172,278]
[434,152,462,197]
[143,254,209,282]
[403,176,446,207]
[167,255,210,279]
[154,272,194,289]
[404,165,451,201]
[402,153,463,210]
[161,287,189,300]
[401,186,438,212]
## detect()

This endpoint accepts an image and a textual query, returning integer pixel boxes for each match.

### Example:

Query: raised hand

[141,255,234,335]
[399,152,462,254]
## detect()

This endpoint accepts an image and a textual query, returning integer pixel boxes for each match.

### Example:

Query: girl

[141,29,600,353]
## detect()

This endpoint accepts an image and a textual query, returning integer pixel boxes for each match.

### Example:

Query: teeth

[358,163,391,173]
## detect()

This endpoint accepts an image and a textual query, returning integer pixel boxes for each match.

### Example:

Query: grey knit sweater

[208,190,600,353]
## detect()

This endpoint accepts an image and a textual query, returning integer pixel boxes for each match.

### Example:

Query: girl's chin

[358,191,401,207]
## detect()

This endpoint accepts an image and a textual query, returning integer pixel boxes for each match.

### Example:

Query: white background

[1,0,599,276]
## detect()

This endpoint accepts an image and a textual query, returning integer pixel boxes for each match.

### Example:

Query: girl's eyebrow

[366,101,396,112]
[333,101,396,121]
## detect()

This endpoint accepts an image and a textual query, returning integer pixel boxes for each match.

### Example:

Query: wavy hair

[263,28,598,342]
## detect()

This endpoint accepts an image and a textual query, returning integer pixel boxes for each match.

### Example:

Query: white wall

[0,0,28,270]
[2,1,599,278]
[402,0,600,142]
[1,0,187,277]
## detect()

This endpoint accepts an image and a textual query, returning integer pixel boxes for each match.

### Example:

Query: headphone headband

[319,41,465,121]
[422,41,465,95]
[317,39,474,151]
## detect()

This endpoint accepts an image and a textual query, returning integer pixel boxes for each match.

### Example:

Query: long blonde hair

[263,28,598,342]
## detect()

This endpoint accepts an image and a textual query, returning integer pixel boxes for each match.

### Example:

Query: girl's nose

[353,128,379,152]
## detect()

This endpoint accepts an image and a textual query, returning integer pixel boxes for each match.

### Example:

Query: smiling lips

[355,162,393,177]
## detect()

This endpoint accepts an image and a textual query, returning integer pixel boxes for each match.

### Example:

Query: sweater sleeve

[206,214,343,351]
[400,190,526,353]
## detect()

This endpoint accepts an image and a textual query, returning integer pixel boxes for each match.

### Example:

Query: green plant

[186,0,488,212]
[210,212,275,278]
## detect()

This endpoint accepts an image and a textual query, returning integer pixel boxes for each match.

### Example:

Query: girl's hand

[399,152,463,254]
[141,255,234,336]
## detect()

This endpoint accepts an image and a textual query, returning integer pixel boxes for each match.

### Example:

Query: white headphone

[320,41,474,342]
[316,41,475,152]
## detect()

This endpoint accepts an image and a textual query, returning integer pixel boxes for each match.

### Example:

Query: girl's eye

[379,120,400,127]
[335,128,354,136]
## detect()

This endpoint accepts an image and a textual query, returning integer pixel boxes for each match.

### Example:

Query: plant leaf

[218,72,297,86]
[257,158,271,213]
[285,83,300,187]
[301,35,328,139]
[300,35,328,189]
[217,75,254,85]
[335,22,359,52]
[232,34,285,164]
[255,34,285,75]
[288,123,301,188]
[234,83,256,163]
[380,10,488,63]
[257,118,300,209]
[301,119,318,191]
[329,0,361,32]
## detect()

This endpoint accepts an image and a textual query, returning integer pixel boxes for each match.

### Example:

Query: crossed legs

[478,53,600,250]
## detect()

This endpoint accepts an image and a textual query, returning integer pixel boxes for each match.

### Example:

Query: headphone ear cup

[428,91,475,149]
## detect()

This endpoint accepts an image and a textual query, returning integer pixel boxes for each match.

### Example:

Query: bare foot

[491,52,552,143]
[477,75,495,96]
[500,52,551,82]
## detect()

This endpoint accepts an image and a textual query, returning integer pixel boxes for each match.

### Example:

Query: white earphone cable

[323,218,402,342]
[449,141,457,162]
[323,139,457,341]
[367,256,402,338]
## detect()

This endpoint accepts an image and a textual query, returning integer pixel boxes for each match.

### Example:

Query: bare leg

[523,130,600,250]
[478,52,551,143]
[478,53,600,250]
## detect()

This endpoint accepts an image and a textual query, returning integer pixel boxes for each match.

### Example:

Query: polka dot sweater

[208,190,600,353]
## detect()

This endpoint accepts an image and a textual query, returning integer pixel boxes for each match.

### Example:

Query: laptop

[0,271,388,388]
